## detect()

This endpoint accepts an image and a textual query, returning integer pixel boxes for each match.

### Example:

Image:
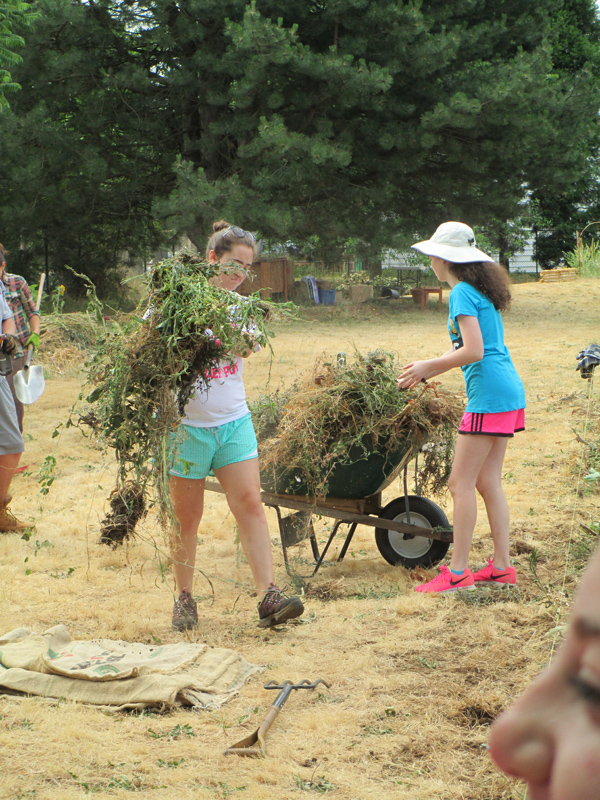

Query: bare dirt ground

[1,279,599,800]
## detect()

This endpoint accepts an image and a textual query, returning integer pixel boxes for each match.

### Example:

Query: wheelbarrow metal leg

[311,519,347,576]
[273,506,291,574]
[275,506,320,577]
[337,522,358,563]
[309,524,320,562]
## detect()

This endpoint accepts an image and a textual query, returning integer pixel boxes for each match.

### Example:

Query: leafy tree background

[0,0,599,293]
[0,0,34,110]
[530,0,600,266]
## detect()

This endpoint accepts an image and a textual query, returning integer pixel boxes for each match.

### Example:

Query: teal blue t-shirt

[448,281,525,414]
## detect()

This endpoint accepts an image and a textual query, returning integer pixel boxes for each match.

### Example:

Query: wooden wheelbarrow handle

[224,678,331,757]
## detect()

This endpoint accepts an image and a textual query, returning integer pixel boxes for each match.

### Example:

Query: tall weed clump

[71,251,285,542]
[565,241,600,277]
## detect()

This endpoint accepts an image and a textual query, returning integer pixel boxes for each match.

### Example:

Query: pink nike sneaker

[414,564,475,593]
[472,557,516,586]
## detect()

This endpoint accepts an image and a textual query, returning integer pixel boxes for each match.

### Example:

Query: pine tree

[0,0,34,110]
[530,0,600,267]
[0,0,599,285]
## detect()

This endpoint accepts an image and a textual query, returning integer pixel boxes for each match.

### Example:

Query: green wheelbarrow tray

[259,434,419,500]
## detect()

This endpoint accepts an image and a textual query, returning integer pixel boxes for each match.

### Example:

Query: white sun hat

[411,221,493,263]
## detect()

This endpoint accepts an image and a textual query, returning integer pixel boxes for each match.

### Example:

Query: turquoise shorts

[169,413,258,480]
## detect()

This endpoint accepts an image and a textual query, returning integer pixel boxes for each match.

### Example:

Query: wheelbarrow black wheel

[375,495,450,568]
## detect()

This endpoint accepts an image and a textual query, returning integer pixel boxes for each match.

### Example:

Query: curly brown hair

[448,261,511,312]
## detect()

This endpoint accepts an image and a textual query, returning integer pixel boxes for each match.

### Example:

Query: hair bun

[212,219,231,233]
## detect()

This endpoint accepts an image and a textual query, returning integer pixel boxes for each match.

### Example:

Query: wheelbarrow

[205,436,453,576]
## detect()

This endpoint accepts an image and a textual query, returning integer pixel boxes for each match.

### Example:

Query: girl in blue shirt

[397,221,525,594]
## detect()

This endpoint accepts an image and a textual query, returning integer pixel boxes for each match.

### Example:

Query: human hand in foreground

[397,361,430,390]
[0,334,17,355]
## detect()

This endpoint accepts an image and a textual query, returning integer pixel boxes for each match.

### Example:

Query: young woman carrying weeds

[168,221,304,630]
[397,222,525,593]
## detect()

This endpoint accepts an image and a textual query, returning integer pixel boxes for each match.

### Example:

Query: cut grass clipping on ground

[251,350,463,498]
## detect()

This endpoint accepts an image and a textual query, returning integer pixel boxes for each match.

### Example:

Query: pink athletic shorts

[458,408,525,437]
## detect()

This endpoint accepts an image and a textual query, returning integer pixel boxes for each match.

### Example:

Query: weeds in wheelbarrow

[251,350,462,498]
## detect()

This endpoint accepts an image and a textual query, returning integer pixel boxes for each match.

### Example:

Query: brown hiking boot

[171,590,198,631]
[257,584,304,628]
[0,500,30,533]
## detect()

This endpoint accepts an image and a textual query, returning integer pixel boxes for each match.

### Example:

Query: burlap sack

[0,625,261,710]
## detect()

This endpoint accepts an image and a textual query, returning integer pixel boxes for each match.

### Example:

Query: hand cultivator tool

[224,678,331,757]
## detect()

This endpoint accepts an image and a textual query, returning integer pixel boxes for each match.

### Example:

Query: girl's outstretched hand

[397,360,430,389]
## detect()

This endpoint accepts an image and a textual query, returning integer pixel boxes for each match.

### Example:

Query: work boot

[0,499,30,533]
[257,584,304,628]
[171,590,198,631]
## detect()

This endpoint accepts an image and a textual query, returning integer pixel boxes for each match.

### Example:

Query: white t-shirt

[144,298,260,427]
[182,355,249,427]
[181,301,261,427]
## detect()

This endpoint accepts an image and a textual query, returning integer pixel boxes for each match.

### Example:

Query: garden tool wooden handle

[21,276,44,369]
[35,273,46,311]
[255,705,281,752]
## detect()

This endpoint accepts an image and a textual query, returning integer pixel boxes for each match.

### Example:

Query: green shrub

[564,241,600,277]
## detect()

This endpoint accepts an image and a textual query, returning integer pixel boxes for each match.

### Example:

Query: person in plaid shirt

[0,279,29,532]
[0,243,41,432]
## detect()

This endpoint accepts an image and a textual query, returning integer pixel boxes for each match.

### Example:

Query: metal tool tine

[264,678,331,691]
[263,679,293,690]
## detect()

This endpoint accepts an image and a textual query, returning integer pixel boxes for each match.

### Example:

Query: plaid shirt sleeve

[2,273,38,353]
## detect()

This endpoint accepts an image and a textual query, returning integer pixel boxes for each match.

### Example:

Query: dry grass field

[1,278,599,800]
